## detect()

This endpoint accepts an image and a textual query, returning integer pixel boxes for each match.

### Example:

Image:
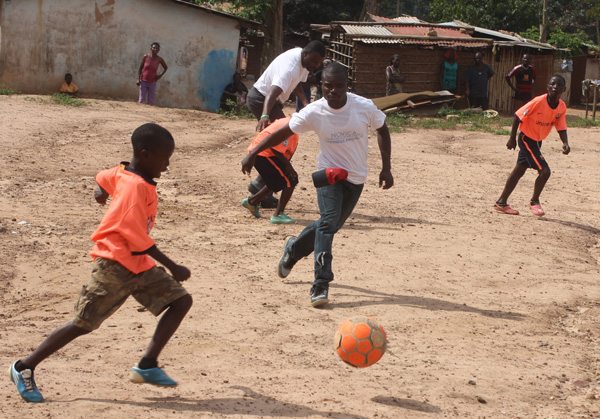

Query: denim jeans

[289,181,363,288]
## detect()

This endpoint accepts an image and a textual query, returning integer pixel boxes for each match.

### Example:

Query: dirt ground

[1,95,599,419]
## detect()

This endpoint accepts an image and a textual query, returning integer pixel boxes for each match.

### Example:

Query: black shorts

[517,133,549,171]
[254,155,298,193]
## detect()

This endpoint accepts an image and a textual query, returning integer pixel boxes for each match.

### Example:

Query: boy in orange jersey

[9,123,193,403]
[495,75,570,216]
[241,116,299,224]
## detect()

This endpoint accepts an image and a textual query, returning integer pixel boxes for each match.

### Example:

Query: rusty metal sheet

[340,25,393,36]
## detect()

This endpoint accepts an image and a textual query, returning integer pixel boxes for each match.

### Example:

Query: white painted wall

[0,0,241,110]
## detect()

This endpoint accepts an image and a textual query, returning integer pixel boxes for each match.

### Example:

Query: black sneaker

[310,286,329,307]
[277,236,297,278]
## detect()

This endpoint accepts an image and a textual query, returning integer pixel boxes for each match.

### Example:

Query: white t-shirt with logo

[253,47,309,103]
[288,93,386,185]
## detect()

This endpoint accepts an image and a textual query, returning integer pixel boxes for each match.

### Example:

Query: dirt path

[1,95,599,418]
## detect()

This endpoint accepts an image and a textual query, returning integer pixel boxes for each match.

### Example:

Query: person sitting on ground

[385,54,405,95]
[494,75,570,217]
[8,123,193,403]
[241,117,299,224]
[59,73,79,95]
[220,71,248,112]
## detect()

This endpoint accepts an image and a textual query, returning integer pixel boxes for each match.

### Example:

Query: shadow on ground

[67,385,368,418]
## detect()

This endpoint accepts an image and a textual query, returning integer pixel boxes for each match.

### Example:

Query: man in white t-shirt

[246,41,326,211]
[242,62,394,307]
[247,40,326,132]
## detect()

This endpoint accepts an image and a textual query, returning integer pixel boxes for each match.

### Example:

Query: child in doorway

[241,117,299,224]
[9,123,193,403]
[495,75,570,216]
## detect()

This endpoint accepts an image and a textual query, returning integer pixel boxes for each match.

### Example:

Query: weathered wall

[0,0,240,110]
[586,57,600,80]
[352,44,479,98]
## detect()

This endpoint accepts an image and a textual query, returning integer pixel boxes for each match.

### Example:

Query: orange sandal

[494,203,519,215]
[530,203,545,217]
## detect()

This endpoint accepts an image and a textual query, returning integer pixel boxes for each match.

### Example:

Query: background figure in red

[137,42,168,105]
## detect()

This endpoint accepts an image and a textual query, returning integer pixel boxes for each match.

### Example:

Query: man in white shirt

[246,40,326,209]
[242,62,394,307]
[247,40,326,132]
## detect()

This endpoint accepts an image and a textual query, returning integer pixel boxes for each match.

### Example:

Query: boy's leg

[19,323,90,370]
[248,185,272,207]
[531,166,551,203]
[130,266,191,386]
[274,186,294,216]
[497,163,527,204]
[142,294,192,362]
[10,322,89,403]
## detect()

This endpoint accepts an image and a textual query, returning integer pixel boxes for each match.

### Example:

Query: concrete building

[0,0,259,110]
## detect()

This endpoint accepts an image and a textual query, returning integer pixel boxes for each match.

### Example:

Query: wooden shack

[318,17,560,114]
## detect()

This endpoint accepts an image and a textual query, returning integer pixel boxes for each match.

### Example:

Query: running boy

[241,117,299,224]
[495,75,570,216]
[9,123,193,403]
[241,62,394,307]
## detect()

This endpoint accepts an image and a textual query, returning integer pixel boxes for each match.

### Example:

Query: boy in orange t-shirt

[9,123,193,403]
[495,75,570,216]
[241,117,300,224]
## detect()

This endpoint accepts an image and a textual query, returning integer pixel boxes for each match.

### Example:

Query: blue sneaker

[8,362,44,403]
[241,198,261,218]
[130,366,177,387]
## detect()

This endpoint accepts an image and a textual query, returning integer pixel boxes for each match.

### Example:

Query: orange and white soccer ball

[334,316,387,368]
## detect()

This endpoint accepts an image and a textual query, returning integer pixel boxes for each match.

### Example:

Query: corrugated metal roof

[352,37,490,49]
[386,25,472,38]
[341,24,393,36]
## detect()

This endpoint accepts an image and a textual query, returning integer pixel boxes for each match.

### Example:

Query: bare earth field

[1,95,600,418]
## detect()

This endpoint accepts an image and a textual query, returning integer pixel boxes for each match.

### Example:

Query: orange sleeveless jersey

[515,94,567,141]
[248,117,299,160]
[90,164,157,274]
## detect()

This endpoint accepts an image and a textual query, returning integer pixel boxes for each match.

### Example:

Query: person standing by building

[506,54,536,109]
[137,42,168,105]
[441,48,459,93]
[246,41,326,132]
[465,52,494,109]
[245,41,326,208]
[385,54,405,95]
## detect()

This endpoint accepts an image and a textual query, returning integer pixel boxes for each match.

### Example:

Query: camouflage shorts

[73,258,189,331]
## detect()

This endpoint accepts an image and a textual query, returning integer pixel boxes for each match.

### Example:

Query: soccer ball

[334,316,387,368]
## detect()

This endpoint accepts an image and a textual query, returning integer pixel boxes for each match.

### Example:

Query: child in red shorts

[241,117,299,224]
[495,75,570,216]
[9,123,193,403]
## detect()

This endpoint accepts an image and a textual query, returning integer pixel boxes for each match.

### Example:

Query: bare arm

[241,124,295,174]
[257,85,284,131]
[157,57,168,79]
[147,246,191,282]
[137,56,146,83]
[376,123,394,189]
[558,130,570,155]
[505,74,517,92]
[506,116,521,149]
[294,83,309,108]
